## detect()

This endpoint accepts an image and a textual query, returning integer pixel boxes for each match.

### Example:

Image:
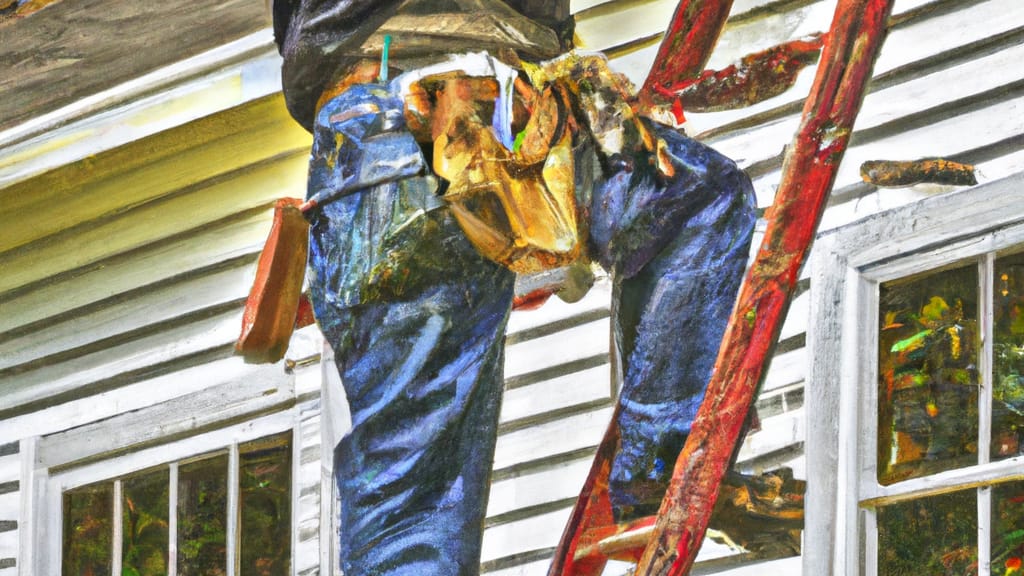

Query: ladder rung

[572,516,658,564]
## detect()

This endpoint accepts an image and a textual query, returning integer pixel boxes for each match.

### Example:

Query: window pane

[63,483,113,576]
[122,469,170,576]
[877,489,977,575]
[238,433,292,575]
[993,252,1024,460]
[178,454,228,576]
[993,481,1024,574]
[878,264,980,484]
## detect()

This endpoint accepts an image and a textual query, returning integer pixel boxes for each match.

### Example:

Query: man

[273,1,756,573]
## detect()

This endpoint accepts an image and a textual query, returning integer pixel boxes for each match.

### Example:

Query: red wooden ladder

[548,0,897,573]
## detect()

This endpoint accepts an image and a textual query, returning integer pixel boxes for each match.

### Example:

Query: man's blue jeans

[306,83,756,575]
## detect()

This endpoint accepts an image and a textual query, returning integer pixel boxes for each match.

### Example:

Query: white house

[1,0,1021,574]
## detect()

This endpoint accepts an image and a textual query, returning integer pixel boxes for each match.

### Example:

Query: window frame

[37,411,300,576]
[806,171,1024,576]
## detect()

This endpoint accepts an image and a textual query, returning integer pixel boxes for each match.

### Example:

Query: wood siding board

[735,409,805,462]
[0,41,283,189]
[0,357,271,440]
[486,455,594,518]
[0,492,18,523]
[0,96,308,257]
[295,412,322,576]
[0,150,308,296]
[0,534,14,560]
[53,410,296,492]
[761,347,807,392]
[574,0,682,53]
[750,91,1024,228]
[481,506,573,564]
[505,278,612,336]
[499,364,612,425]
[0,459,17,485]
[778,291,809,343]
[36,365,291,470]
[688,0,1021,146]
[1,308,242,415]
[492,406,614,471]
[0,211,269,336]
[481,556,552,576]
[0,257,254,370]
[503,318,611,380]
[0,0,269,132]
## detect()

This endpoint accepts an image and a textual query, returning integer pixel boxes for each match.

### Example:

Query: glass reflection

[63,483,113,576]
[993,481,1024,575]
[238,433,292,576]
[122,468,170,576]
[993,252,1024,460]
[178,454,228,576]
[878,488,977,575]
[878,263,980,484]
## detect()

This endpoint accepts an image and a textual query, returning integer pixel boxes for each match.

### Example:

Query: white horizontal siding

[493,405,615,471]
[0,449,17,575]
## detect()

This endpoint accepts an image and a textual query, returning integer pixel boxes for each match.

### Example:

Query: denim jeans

[306,81,756,575]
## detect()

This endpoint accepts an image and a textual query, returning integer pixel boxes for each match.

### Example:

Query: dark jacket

[273,0,573,131]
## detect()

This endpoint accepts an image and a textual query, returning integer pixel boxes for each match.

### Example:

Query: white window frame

[806,171,1024,576]
[37,411,299,576]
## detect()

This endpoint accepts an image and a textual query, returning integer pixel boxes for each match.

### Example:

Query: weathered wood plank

[482,557,552,576]
[54,410,297,491]
[0,150,308,296]
[689,0,1024,143]
[817,145,1024,235]
[0,0,268,132]
[0,492,16,522]
[506,277,611,337]
[2,307,242,414]
[492,406,612,471]
[0,357,271,442]
[36,364,291,469]
[0,94,308,257]
[0,34,282,189]
[481,507,572,564]
[294,412,322,576]
[734,409,805,462]
[0,457,16,484]
[0,210,270,336]
[503,319,610,381]
[1,258,255,371]
[750,89,1024,218]
[499,364,612,426]
[487,455,593,519]
[761,347,807,392]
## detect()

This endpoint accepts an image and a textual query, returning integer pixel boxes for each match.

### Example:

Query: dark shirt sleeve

[273,0,573,132]
[274,0,406,132]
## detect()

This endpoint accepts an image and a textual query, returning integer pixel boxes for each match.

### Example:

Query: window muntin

[60,432,292,576]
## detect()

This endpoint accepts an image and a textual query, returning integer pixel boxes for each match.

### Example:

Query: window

[868,254,1024,575]
[805,173,1024,576]
[60,432,292,576]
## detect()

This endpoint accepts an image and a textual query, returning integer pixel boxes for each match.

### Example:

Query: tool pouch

[432,82,584,274]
